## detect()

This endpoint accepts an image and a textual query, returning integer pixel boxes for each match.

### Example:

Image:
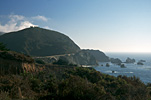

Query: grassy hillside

[0,27,80,56]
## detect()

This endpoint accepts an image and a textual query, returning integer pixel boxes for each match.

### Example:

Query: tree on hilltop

[0,42,9,51]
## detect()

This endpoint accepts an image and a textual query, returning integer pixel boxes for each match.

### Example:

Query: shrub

[35,59,45,64]
[53,59,68,65]
[0,42,9,51]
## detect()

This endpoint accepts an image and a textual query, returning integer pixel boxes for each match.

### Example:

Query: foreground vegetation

[0,43,151,99]
[1,66,151,100]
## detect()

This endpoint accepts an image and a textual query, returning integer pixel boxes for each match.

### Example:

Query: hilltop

[0,27,80,56]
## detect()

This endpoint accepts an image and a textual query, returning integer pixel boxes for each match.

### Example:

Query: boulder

[112,71,115,73]
[137,62,144,65]
[125,57,135,63]
[110,58,122,65]
[106,63,110,67]
[120,64,126,68]
[139,60,146,62]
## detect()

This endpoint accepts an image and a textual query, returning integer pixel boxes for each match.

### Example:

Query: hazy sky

[0,0,151,53]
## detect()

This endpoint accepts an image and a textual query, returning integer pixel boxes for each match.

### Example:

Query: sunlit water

[94,53,151,84]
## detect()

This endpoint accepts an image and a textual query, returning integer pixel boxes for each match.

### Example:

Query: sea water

[94,53,151,84]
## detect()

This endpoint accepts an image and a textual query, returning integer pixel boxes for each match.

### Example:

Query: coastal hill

[0,27,110,65]
[83,49,110,62]
[0,27,80,56]
[34,50,98,66]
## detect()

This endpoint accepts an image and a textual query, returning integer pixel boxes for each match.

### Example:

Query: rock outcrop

[139,60,146,62]
[125,57,135,63]
[110,58,122,65]
[106,63,110,67]
[83,49,109,62]
[120,64,126,68]
[137,61,144,65]
[137,60,145,65]
[0,51,36,74]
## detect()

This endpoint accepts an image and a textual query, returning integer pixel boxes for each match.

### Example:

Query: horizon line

[104,52,151,54]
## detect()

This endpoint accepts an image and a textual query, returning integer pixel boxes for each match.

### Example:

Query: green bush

[58,75,105,100]
[0,42,9,51]
[35,59,45,64]
[53,59,68,65]
[0,66,151,100]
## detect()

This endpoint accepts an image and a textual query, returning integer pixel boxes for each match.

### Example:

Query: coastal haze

[1,0,151,99]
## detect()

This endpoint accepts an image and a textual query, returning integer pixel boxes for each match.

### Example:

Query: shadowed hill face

[0,27,80,56]
[0,32,4,35]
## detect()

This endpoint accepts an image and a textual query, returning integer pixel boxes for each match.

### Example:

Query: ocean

[94,53,151,84]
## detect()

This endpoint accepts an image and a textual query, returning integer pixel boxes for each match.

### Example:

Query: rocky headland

[83,49,110,62]
[34,50,98,66]
[110,58,122,65]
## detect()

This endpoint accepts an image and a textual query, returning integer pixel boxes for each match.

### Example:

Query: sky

[0,0,151,53]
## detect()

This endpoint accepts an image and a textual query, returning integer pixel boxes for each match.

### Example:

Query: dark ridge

[0,27,80,56]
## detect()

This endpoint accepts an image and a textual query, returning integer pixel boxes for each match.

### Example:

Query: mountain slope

[0,32,4,35]
[0,27,80,56]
